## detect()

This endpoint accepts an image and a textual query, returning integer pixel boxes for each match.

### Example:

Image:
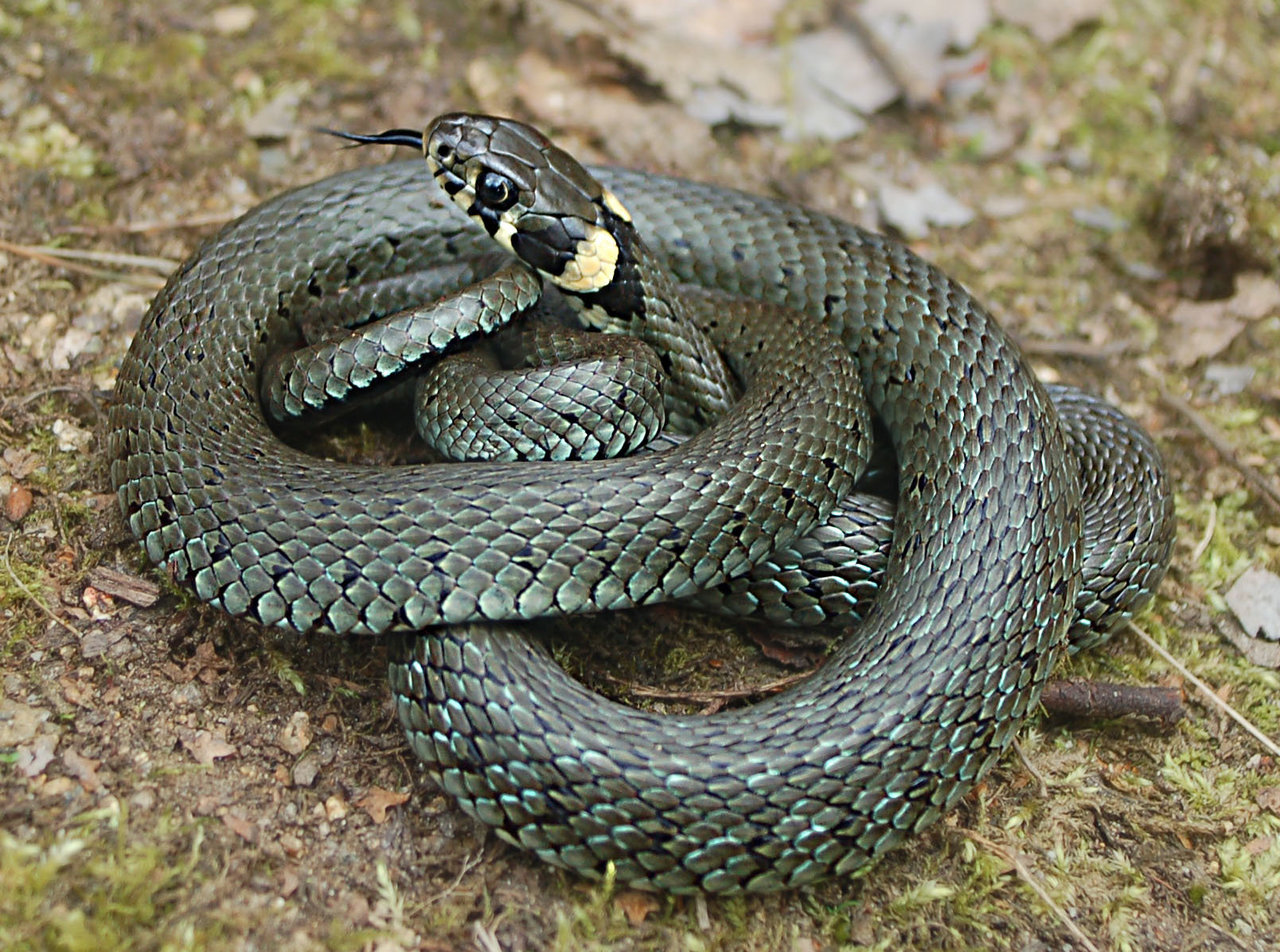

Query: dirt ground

[2,1,1279,950]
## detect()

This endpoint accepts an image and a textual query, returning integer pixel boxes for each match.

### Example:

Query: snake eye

[475,171,518,211]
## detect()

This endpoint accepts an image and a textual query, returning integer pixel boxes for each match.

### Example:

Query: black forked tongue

[319,128,424,151]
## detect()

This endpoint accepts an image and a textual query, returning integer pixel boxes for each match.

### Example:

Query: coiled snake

[109,113,1174,893]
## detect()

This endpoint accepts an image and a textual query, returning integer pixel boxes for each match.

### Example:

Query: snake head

[426,113,638,301]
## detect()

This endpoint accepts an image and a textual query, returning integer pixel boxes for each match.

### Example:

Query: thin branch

[1018,338,1133,362]
[962,830,1101,952]
[1040,679,1185,727]
[1190,500,1217,563]
[2,532,80,639]
[61,211,236,235]
[1159,389,1280,517]
[603,670,814,704]
[1127,621,1280,758]
[0,238,170,288]
[1011,739,1048,798]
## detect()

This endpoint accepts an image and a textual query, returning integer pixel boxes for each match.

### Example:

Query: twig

[1011,739,1048,798]
[962,830,1101,952]
[1201,917,1253,951]
[61,211,236,235]
[1018,338,1133,362]
[1127,621,1280,758]
[603,670,813,704]
[471,921,502,952]
[4,385,107,426]
[0,238,170,288]
[424,850,483,907]
[1040,679,1185,727]
[2,532,80,638]
[0,240,178,273]
[1159,389,1280,517]
[1190,501,1217,563]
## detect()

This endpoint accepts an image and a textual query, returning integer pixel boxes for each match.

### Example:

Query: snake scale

[109,113,1174,894]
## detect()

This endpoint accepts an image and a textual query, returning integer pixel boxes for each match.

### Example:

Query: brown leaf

[166,641,233,685]
[1257,785,1280,815]
[1165,274,1280,367]
[222,813,258,843]
[0,697,51,746]
[181,729,237,766]
[62,748,103,792]
[4,484,33,522]
[990,0,1107,45]
[1244,835,1275,856]
[615,890,660,925]
[356,787,410,824]
[1,447,40,480]
[1165,300,1245,367]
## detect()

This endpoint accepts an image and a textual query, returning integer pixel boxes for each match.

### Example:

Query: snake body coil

[110,114,1173,893]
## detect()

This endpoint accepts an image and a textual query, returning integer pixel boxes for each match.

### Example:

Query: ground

[2,1,1279,950]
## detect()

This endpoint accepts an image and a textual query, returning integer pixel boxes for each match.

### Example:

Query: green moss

[0,811,219,952]
[0,106,98,179]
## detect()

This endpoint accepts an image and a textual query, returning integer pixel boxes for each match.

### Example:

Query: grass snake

[109,113,1174,894]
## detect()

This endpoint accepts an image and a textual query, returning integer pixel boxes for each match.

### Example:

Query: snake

[108,112,1174,894]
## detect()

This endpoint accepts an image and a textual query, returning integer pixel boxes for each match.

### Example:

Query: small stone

[1072,204,1127,233]
[1204,363,1255,396]
[877,180,974,239]
[324,794,348,820]
[51,419,92,453]
[291,752,322,787]
[210,5,256,36]
[278,711,312,756]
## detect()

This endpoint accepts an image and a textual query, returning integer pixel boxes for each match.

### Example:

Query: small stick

[1040,679,1185,727]
[962,830,1102,952]
[62,212,236,235]
[603,670,812,704]
[1018,338,1133,362]
[1128,621,1280,758]
[1159,389,1280,517]
[2,532,80,639]
[0,238,169,288]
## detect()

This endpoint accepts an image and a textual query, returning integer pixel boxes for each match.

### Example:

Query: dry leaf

[4,484,33,521]
[0,697,51,746]
[1224,565,1280,668]
[991,0,1108,44]
[181,729,237,766]
[222,813,258,843]
[17,733,59,778]
[62,748,103,792]
[1165,274,1280,367]
[1257,786,1280,815]
[1244,834,1275,856]
[615,890,660,925]
[356,787,410,823]
[1165,300,1245,367]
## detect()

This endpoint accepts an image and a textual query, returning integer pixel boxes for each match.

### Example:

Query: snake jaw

[426,114,631,301]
